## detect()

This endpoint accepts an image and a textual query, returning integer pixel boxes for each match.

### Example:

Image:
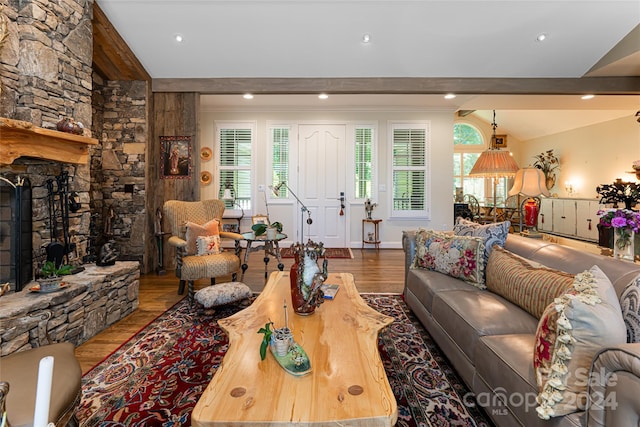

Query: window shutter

[390,124,430,218]
[270,127,290,198]
[355,127,373,199]
[217,125,253,210]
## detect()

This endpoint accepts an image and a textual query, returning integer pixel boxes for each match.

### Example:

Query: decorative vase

[38,277,62,292]
[271,327,292,356]
[545,174,556,190]
[266,227,277,240]
[613,229,635,262]
[289,241,328,315]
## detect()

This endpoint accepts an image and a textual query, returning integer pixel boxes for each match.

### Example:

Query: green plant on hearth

[251,221,283,237]
[257,321,274,361]
[40,261,73,279]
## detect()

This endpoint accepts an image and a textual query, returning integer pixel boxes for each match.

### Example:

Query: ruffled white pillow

[533,265,626,419]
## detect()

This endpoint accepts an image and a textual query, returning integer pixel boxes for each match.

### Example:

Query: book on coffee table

[321,284,339,299]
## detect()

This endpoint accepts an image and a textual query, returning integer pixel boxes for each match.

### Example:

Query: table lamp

[508,167,550,237]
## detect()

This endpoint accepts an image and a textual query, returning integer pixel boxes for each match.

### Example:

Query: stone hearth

[0,261,139,356]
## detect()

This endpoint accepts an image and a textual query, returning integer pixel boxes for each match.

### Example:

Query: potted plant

[251,221,283,239]
[39,261,73,292]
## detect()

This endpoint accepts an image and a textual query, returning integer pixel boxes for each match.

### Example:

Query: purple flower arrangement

[598,209,640,250]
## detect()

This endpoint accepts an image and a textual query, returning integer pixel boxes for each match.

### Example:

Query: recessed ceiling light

[243,93,254,100]
[444,93,456,99]
[536,33,547,42]
[318,93,329,100]
[581,94,595,100]
[362,34,371,43]
[175,33,184,43]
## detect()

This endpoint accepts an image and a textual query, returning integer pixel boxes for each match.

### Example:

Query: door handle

[338,192,345,216]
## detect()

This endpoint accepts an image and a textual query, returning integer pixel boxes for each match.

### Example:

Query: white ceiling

[97,0,640,140]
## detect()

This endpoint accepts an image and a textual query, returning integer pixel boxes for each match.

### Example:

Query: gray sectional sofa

[402,231,640,427]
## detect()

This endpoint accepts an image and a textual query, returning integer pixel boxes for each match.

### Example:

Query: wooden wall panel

[148,92,200,272]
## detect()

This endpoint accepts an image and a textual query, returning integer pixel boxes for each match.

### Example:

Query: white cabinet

[537,198,600,242]
[552,199,577,236]
[538,199,553,232]
[575,200,600,241]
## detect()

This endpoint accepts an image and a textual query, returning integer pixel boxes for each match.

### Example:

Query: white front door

[297,124,347,247]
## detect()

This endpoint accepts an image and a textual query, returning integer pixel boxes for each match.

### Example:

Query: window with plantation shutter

[390,122,430,218]
[216,123,254,211]
[270,126,290,198]
[354,126,374,199]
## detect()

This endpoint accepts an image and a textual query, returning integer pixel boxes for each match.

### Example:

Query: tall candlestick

[33,356,54,427]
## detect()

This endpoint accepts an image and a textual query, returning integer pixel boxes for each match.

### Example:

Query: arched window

[453,122,511,206]
[453,123,486,201]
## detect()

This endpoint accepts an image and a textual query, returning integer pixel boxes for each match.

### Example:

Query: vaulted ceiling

[92,1,640,140]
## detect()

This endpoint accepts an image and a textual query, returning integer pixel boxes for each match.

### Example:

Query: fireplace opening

[0,176,33,292]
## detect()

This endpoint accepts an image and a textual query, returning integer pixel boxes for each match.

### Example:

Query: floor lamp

[469,111,520,222]
[269,181,312,243]
[508,167,550,237]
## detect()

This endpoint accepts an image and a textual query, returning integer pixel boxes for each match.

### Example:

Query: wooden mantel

[0,117,98,165]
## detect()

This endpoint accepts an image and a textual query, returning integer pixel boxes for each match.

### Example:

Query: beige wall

[514,115,640,199]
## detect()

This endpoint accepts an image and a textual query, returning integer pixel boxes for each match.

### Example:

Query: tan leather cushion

[0,342,82,427]
[432,289,538,363]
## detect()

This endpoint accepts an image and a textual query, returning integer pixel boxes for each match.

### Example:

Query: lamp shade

[508,167,551,197]
[469,148,520,178]
[222,188,234,200]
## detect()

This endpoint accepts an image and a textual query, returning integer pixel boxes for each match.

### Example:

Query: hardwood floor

[74,248,406,373]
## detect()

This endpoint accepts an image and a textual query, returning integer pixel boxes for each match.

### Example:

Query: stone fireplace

[0,0,150,277]
[0,175,32,291]
[0,1,150,354]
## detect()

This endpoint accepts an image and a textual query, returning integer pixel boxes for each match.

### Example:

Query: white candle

[33,356,54,427]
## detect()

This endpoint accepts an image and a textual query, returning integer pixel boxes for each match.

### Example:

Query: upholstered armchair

[163,199,243,303]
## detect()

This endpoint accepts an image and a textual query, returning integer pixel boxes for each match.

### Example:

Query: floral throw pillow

[620,274,640,343]
[184,219,220,255]
[533,265,626,420]
[412,228,486,289]
[453,217,510,267]
[196,235,223,256]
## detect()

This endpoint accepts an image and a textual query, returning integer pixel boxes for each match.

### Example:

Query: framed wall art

[492,134,507,148]
[160,136,192,179]
[252,214,269,225]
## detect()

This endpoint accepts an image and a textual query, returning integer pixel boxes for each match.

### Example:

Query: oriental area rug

[280,247,354,259]
[77,294,494,427]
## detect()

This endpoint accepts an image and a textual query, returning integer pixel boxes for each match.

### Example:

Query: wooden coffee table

[191,271,397,427]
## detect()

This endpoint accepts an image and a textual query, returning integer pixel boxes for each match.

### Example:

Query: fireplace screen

[0,177,32,291]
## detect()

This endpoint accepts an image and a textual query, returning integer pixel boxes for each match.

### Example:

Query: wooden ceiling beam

[92,2,150,81]
[152,77,640,94]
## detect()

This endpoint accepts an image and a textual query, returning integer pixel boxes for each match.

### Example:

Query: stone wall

[0,0,93,129]
[0,261,139,356]
[0,1,150,270]
[91,77,148,263]
[0,0,95,267]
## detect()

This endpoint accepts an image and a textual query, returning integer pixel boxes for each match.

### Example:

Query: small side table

[240,232,287,281]
[362,219,382,251]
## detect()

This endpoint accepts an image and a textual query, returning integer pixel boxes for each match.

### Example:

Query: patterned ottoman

[194,282,252,308]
